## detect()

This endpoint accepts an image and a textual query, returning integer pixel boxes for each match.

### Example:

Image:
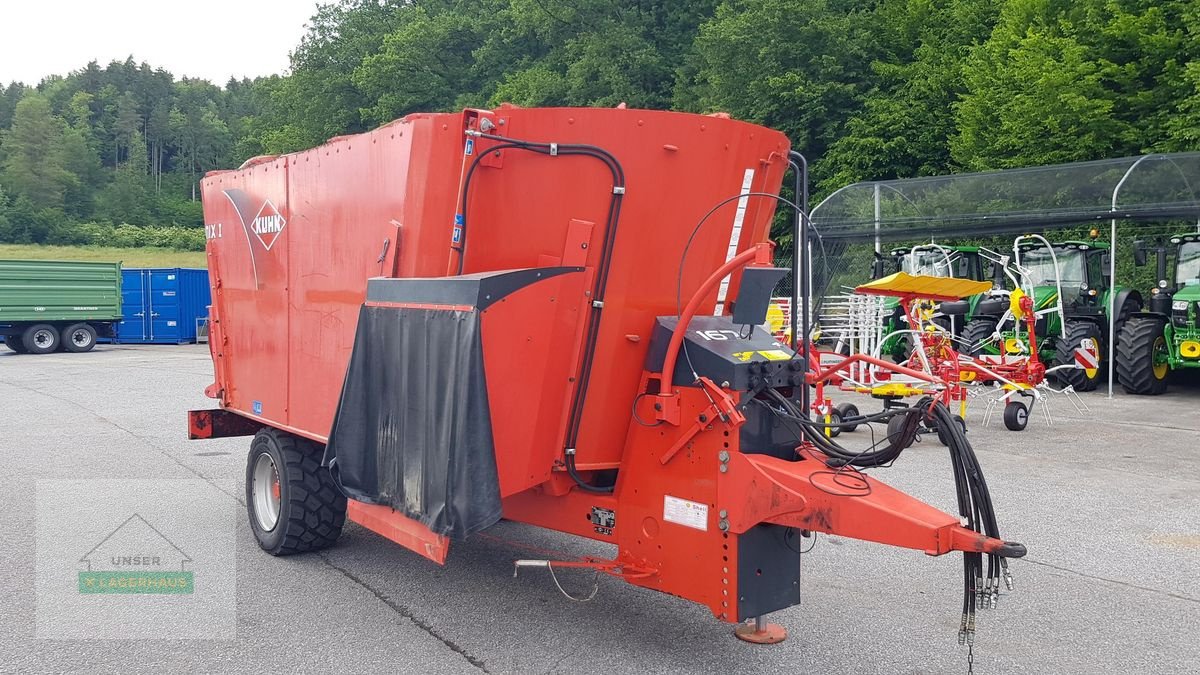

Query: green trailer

[0,260,122,354]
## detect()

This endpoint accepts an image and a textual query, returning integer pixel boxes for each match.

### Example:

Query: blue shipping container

[115,268,211,344]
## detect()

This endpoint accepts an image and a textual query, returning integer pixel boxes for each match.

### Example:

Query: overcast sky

[1,1,321,86]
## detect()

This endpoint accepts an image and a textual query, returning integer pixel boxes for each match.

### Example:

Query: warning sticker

[732,351,754,362]
[663,495,708,531]
[758,349,791,361]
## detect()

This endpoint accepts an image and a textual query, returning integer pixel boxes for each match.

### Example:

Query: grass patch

[0,244,206,268]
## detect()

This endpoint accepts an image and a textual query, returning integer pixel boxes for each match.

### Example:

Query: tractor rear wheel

[1055,321,1104,392]
[961,318,998,357]
[1116,316,1169,395]
[246,428,346,555]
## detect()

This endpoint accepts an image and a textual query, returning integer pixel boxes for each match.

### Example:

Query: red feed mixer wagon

[189,105,1023,646]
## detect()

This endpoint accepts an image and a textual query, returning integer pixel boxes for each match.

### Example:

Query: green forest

[0,0,1197,252]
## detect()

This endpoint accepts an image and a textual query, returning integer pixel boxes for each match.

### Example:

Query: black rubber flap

[324,305,501,539]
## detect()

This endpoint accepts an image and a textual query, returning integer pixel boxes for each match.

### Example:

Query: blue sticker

[253,400,263,415]
[465,138,475,156]
[454,213,464,225]
[452,226,463,243]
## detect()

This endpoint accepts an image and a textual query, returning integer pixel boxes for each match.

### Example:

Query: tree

[1,94,75,210]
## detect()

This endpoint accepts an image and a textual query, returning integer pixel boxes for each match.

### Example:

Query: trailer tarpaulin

[324,305,501,538]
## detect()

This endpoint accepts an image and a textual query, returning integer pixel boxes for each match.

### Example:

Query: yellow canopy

[855,272,993,301]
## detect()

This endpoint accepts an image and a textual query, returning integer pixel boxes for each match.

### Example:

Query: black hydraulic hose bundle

[762,390,1024,645]
[454,130,625,493]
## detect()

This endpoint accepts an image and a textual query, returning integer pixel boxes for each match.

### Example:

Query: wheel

[1055,321,1104,392]
[886,413,914,449]
[1116,316,1169,395]
[246,428,346,555]
[935,414,968,445]
[1003,401,1029,431]
[836,403,860,432]
[21,324,60,354]
[62,323,97,353]
[825,408,843,438]
[961,318,999,357]
[3,335,28,353]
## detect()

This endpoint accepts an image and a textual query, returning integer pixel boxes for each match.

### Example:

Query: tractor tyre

[961,318,999,357]
[836,403,860,432]
[246,428,346,556]
[4,335,28,353]
[22,324,60,354]
[1115,316,1169,395]
[1003,402,1029,431]
[62,323,97,353]
[1056,321,1104,392]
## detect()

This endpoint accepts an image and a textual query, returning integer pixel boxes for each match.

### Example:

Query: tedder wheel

[1003,401,1029,431]
[960,318,999,357]
[22,324,60,355]
[1116,316,1170,395]
[62,323,97,353]
[935,414,968,446]
[825,408,843,438]
[1055,321,1104,392]
[836,403,860,432]
[245,428,346,555]
[886,413,914,449]
[3,335,28,353]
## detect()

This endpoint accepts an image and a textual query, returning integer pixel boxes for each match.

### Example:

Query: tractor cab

[1014,240,1111,321]
[888,245,986,282]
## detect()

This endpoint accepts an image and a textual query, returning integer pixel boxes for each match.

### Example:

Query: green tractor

[875,244,992,360]
[1115,233,1200,394]
[961,235,1142,392]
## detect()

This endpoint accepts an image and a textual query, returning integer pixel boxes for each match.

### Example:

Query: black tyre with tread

[1115,316,1169,395]
[246,428,346,555]
[1003,402,1029,431]
[1055,321,1104,392]
[835,403,860,432]
[62,323,98,353]
[961,318,998,357]
[3,336,28,353]
[22,324,60,354]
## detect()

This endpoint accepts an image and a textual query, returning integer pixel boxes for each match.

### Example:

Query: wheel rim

[251,454,282,532]
[1152,336,1169,379]
[71,329,92,347]
[1017,406,1027,425]
[33,329,54,347]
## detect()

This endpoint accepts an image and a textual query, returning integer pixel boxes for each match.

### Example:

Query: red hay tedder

[189,105,1023,648]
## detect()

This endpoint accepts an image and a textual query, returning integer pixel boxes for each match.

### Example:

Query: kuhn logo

[250,200,287,250]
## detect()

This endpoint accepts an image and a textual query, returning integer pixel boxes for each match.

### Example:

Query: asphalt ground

[2,344,1198,673]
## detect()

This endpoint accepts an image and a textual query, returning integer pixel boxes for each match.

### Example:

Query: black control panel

[644,316,806,391]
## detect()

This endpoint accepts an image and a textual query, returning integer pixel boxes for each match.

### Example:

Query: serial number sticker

[758,349,791,361]
[818,352,842,367]
[663,495,708,531]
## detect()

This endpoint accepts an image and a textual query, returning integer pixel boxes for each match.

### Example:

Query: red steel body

[198,106,1014,628]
